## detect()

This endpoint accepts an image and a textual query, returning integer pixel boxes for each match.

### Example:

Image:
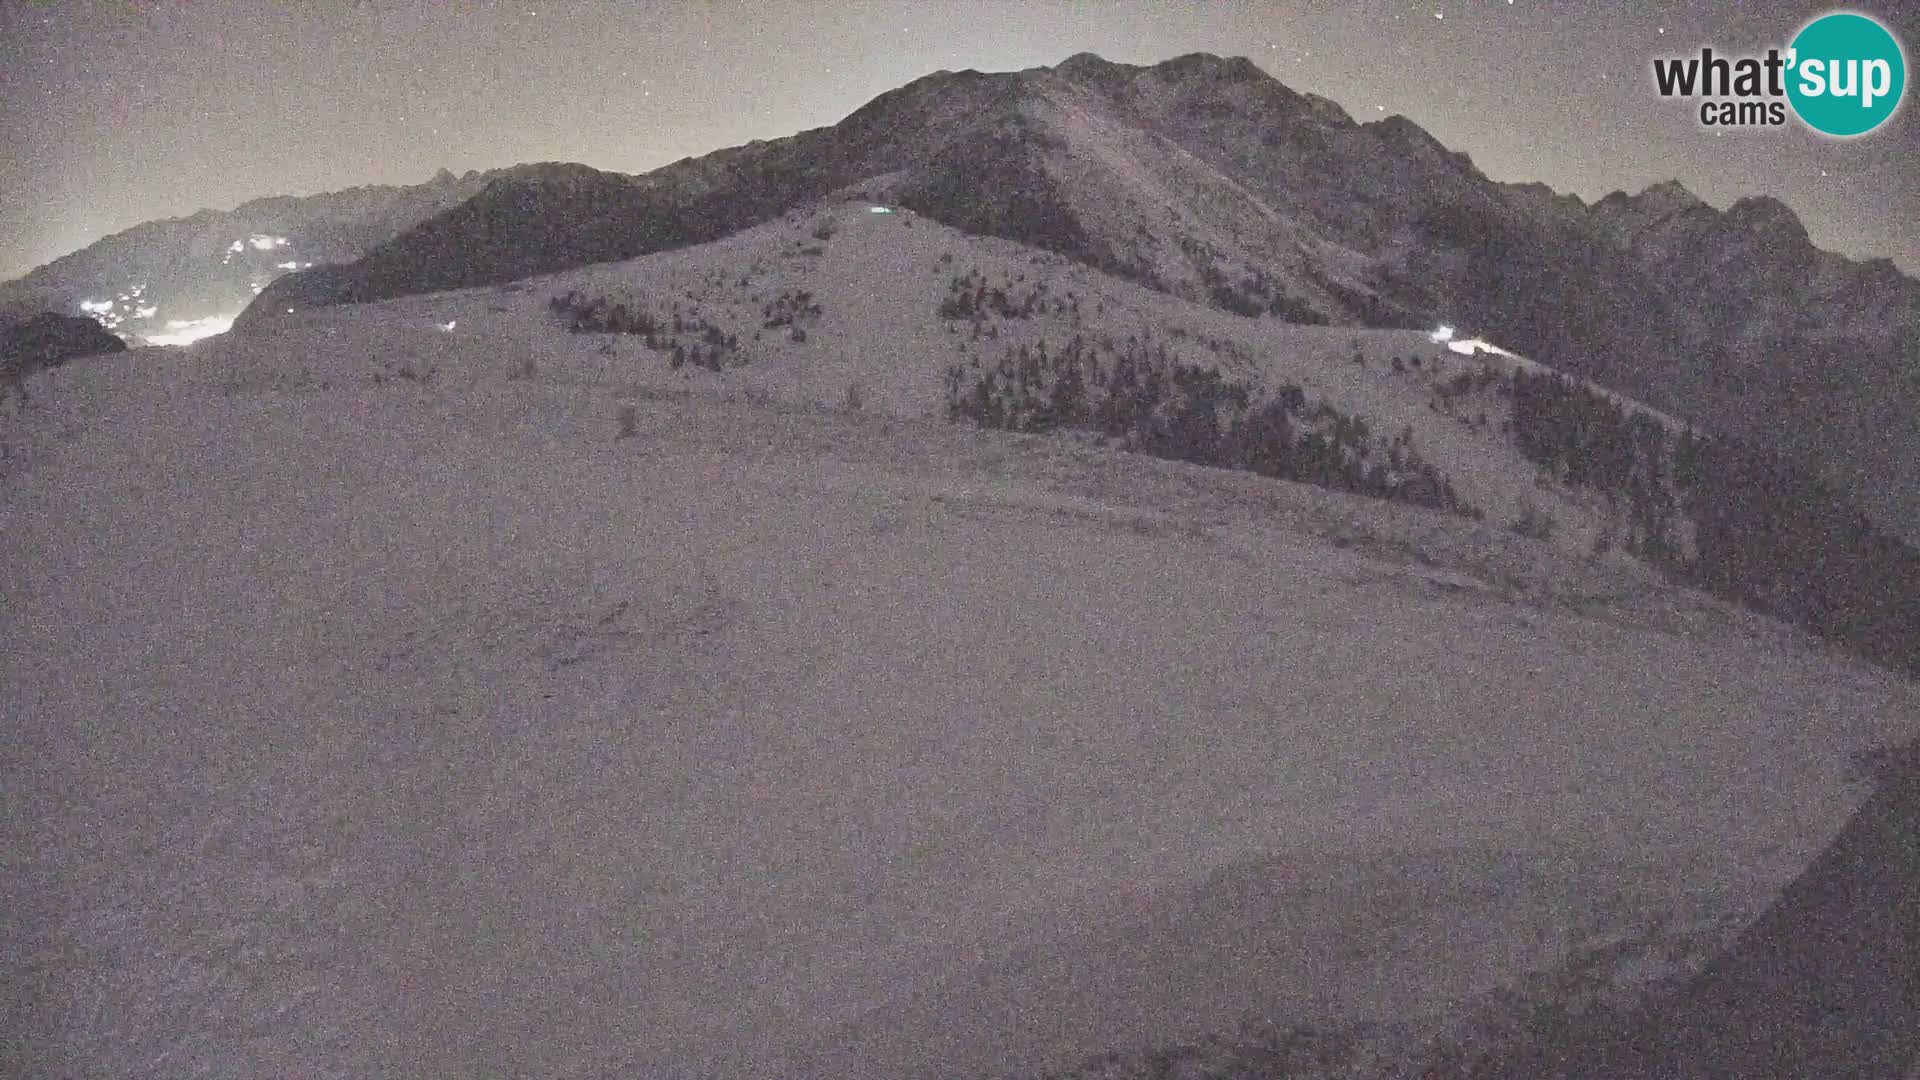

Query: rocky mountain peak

[486,161,625,188]
[1149,52,1269,84]
[1051,51,1128,85]
[1366,113,1476,173]
[1369,113,1442,149]
[1296,91,1356,127]
[1634,179,1706,215]
[1589,180,1715,241]
[1724,194,1809,245]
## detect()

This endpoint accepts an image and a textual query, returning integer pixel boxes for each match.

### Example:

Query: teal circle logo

[1786,11,1906,137]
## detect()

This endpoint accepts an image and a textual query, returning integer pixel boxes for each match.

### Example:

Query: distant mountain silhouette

[0,167,528,340]
[2,312,125,385]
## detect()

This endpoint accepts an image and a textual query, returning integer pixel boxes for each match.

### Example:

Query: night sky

[2,0,1915,281]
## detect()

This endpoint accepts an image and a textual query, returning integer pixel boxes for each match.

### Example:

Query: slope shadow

[760,843,1721,1080]
[1498,737,1920,1079]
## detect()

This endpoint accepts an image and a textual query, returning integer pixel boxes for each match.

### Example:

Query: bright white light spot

[133,305,158,319]
[1444,337,1519,358]
[248,234,289,250]
[276,261,300,270]
[144,315,233,346]
[228,240,245,254]
[252,284,264,294]
[79,298,113,314]
[868,206,891,214]
[439,320,457,332]
[1430,324,1455,343]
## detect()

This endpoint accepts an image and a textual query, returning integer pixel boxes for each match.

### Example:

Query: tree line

[1507,365,1920,677]
[944,331,1477,518]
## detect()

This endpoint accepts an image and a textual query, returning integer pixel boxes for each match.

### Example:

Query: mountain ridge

[13,50,1918,535]
[0,165,570,339]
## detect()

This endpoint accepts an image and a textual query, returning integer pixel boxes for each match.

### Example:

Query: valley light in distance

[142,314,235,346]
[59,231,311,348]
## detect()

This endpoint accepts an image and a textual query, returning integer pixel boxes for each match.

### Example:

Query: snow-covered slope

[218,207,1618,552]
[202,203,1920,681]
[4,205,1917,1077]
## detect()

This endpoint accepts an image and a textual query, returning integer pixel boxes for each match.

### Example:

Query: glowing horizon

[143,313,234,346]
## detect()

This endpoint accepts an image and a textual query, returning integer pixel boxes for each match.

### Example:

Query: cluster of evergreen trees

[944,333,1477,518]
[1509,368,1683,562]
[1504,365,1920,677]
[547,290,738,372]
[549,290,660,336]
[761,289,822,329]
[1195,265,1328,324]
[1435,365,1508,402]
[1679,436,1920,676]
[1093,251,1167,292]
[937,269,1078,323]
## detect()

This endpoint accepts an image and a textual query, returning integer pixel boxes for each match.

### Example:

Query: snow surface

[4,209,1917,1078]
